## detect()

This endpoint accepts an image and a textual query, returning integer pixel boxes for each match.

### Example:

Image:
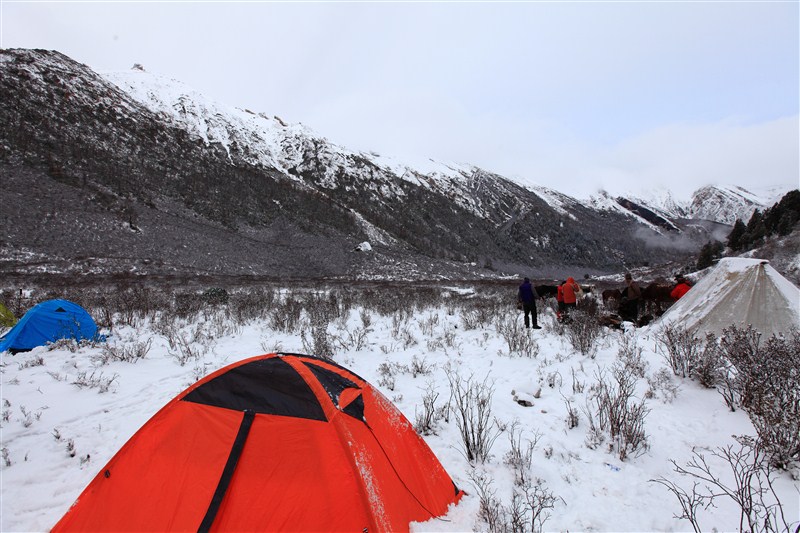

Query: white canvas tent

[654,257,800,338]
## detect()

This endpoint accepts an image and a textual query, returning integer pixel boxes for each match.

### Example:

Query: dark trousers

[620,299,640,322]
[522,301,538,328]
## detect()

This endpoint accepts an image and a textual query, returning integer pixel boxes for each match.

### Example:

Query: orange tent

[53,353,463,532]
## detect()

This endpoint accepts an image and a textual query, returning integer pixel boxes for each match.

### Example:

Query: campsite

[2,4,798,530]
[1,258,799,532]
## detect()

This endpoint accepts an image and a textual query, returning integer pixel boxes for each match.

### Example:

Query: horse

[602,288,622,305]
[534,285,559,299]
[641,282,674,303]
[641,282,676,316]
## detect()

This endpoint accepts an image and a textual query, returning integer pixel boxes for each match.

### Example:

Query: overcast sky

[2,1,798,201]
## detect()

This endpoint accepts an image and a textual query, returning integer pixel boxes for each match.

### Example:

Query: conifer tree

[727,219,747,251]
[696,241,723,270]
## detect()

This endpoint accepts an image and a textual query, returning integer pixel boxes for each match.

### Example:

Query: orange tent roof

[53,353,463,532]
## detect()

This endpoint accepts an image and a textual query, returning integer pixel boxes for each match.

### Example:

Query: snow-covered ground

[1,291,798,532]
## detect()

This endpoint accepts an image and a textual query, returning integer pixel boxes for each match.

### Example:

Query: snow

[2,293,798,532]
[527,186,578,220]
[586,191,669,233]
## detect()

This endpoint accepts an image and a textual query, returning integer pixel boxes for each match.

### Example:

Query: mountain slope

[686,185,788,225]
[1,48,713,281]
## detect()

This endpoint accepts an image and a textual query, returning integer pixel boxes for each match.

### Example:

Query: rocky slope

[0,48,751,282]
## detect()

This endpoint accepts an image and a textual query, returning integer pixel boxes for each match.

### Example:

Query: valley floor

[1,290,798,532]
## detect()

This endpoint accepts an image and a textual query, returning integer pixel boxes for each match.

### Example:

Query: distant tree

[777,210,798,236]
[727,219,747,251]
[727,191,800,253]
[745,209,767,245]
[769,190,800,236]
[696,241,723,270]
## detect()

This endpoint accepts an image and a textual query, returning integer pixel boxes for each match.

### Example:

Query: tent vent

[182,358,327,421]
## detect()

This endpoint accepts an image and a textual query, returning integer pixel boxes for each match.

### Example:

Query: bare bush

[617,332,648,378]
[717,326,800,468]
[335,323,372,351]
[410,354,434,378]
[168,333,204,366]
[46,338,97,353]
[17,356,44,370]
[418,312,440,337]
[207,309,242,338]
[173,292,204,320]
[72,370,118,393]
[646,368,680,403]
[65,438,76,458]
[19,405,42,427]
[503,421,540,487]
[564,310,602,357]
[445,368,501,463]
[652,436,797,533]
[151,312,180,341]
[414,380,445,436]
[461,306,493,330]
[520,481,559,533]
[563,395,579,429]
[390,314,418,349]
[656,324,703,379]
[109,285,168,327]
[268,296,303,333]
[587,365,649,461]
[469,466,559,533]
[571,367,585,394]
[691,333,724,388]
[717,358,740,411]
[469,469,506,533]
[306,292,346,326]
[656,325,724,388]
[376,361,400,391]
[300,315,335,360]
[94,338,152,364]
[228,287,275,323]
[496,311,539,358]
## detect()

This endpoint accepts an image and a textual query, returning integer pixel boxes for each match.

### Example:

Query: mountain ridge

[0,48,788,282]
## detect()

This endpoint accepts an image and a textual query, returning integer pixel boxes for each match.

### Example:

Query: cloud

[593,115,800,200]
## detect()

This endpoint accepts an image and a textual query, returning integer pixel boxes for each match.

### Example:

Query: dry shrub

[717,326,800,468]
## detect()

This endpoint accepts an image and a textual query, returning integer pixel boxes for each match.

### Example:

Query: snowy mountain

[106,66,786,232]
[684,184,791,225]
[0,48,783,282]
[589,184,792,231]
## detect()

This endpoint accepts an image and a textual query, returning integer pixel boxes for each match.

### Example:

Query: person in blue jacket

[517,277,541,329]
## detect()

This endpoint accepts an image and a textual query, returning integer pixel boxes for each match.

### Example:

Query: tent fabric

[654,258,800,338]
[52,353,463,533]
[0,299,100,353]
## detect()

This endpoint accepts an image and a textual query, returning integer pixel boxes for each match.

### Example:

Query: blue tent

[0,299,101,353]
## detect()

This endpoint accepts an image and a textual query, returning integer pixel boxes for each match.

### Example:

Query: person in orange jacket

[561,277,581,319]
[556,281,566,320]
[671,275,691,300]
